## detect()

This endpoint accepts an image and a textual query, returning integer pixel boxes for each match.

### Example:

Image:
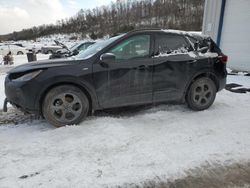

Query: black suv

[4,29,227,127]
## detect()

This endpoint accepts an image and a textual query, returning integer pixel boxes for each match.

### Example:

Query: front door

[93,34,154,108]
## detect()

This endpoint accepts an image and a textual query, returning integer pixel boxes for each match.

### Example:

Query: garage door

[220,0,250,72]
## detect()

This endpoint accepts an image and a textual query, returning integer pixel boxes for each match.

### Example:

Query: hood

[56,48,69,54]
[8,58,80,74]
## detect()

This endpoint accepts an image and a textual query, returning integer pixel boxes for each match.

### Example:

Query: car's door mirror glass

[100,53,116,63]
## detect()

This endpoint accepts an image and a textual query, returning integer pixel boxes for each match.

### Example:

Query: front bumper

[4,75,40,114]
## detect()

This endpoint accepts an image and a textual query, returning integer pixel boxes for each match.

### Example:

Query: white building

[202,0,250,72]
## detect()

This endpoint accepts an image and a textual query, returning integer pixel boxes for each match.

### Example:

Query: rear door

[93,34,154,108]
[153,33,197,102]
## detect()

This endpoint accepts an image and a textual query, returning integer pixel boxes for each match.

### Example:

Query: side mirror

[194,42,199,51]
[72,49,79,55]
[100,53,116,63]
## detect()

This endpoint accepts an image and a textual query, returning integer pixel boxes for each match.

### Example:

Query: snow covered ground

[0,60,250,187]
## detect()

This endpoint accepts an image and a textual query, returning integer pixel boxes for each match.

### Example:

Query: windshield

[69,43,79,51]
[76,34,124,59]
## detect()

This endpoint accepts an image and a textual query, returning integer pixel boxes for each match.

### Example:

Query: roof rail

[127,28,163,34]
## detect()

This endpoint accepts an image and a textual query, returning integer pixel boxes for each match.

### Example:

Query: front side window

[83,43,93,50]
[77,34,124,59]
[156,34,191,55]
[109,35,150,60]
[78,44,88,51]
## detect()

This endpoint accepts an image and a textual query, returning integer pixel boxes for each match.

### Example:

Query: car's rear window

[155,34,191,54]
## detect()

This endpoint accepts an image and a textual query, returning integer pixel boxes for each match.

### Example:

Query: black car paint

[92,33,155,108]
[4,30,227,115]
[5,59,99,113]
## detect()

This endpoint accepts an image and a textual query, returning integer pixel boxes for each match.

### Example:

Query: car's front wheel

[42,85,89,127]
[186,77,216,111]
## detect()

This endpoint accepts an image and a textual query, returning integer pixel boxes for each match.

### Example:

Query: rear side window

[155,34,191,55]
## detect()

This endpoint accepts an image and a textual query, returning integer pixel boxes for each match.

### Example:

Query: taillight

[218,54,228,63]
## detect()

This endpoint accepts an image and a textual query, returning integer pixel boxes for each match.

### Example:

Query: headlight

[12,70,43,82]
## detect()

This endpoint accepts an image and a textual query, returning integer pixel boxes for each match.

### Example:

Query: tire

[17,51,24,55]
[42,85,89,127]
[186,77,216,111]
[47,50,53,54]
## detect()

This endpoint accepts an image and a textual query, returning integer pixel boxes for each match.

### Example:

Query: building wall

[220,0,250,72]
[202,0,250,72]
[202,0,222,41]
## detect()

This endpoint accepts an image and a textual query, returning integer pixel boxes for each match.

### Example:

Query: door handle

[137,65,147,70]
[187,60,197,64]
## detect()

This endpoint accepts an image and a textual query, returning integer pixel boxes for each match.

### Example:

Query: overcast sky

[0,0,113,35]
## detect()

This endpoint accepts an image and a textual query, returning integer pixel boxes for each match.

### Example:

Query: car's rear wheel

[186,77,216,111]
[42,85,89,127]
[17,51,24,55]
[47,50,53,54]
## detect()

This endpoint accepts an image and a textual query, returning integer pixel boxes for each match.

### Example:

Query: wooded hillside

[0,0,205,41]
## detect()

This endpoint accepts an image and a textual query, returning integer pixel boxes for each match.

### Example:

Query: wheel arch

[183,70,219,101]
[38,81,99,116]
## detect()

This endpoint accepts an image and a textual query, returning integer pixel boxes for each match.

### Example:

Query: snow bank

[0,54,49,67]
[0,75,250,187]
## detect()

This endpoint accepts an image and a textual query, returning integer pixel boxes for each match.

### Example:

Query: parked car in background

[13,43,24,48]
[49,41,95,59]
[4,29,227,127]
[41,44,62,54]
[0,44,28,55]
[24,43,43,54]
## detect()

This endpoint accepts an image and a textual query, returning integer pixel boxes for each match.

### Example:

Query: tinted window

[77,34,124,59]
[109,35,150,60]
[84,43,93,49]
[155,34,191,54]
[78,44,87,51]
